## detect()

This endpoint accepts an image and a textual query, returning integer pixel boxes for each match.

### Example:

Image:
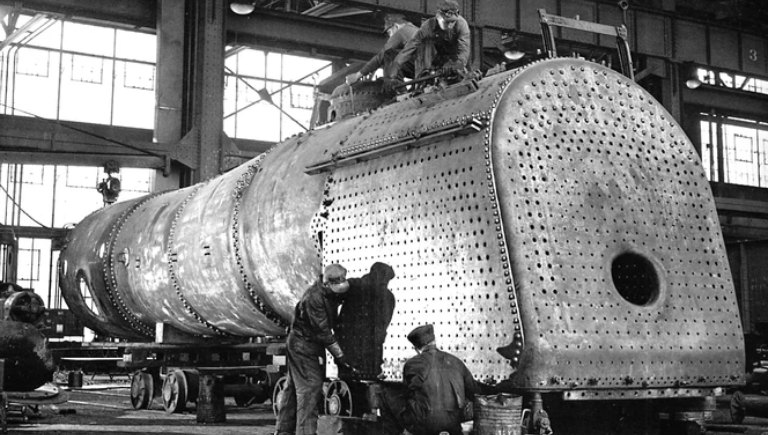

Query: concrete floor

[5,380,278,435]
[7,378,768,435]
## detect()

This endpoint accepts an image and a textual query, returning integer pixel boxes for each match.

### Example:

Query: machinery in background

[0,282,53,392]
[0,282,62,433]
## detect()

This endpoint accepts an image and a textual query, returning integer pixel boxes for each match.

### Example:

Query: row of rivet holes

[104,193,163,337]
[231,155,288,329]
[167,184,228,336]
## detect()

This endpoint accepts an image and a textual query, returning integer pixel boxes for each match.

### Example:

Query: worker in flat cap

[275,263,359,435]
[346,12,418,85]
[392,0,471,80]
[380,324,479,435]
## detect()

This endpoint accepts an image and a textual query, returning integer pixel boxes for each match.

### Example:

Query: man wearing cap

[392,0,471,79]
[346,13,418,85]
[381,324,479,435]
[275,263,357,435]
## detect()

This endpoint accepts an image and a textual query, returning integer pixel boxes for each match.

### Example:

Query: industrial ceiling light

[230,1,257,15]
[683,62,702,89]
[499,31,525,62]
[504,48,525,61]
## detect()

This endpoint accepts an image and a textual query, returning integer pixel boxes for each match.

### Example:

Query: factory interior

[1,0,768,434]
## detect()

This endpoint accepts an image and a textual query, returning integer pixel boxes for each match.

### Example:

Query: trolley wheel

[324,379,352,417]
[162,370,188,414]
[272,375,289,416]
[130,371,154,410]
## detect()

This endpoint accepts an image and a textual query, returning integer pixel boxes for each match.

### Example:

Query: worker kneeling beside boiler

[380,324,479,435]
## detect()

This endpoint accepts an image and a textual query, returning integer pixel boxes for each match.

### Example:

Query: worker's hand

[336,357,361,376]
[381,78,402,93]
[441,60,465,76]
[345,72,363,85]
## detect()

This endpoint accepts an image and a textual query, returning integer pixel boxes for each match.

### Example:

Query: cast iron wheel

[130,371,154,410]
[162,370,188,413]
[272,375,289,416]
[324,379,352,417]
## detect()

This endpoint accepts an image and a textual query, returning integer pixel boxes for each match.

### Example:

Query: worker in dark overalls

[345,13,419,85]
[381,324,479,435]
[275,264,357,435]
[391,0,471,79]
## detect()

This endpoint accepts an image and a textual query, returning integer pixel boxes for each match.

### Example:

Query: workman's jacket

[290,280,344,351]
[401,344,479,435]
[393,15,470,77]
[359,22,418,79]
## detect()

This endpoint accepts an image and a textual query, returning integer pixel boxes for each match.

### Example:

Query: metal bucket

[196,374,225,423]
[67,371,83,388]
[473,393,523,435]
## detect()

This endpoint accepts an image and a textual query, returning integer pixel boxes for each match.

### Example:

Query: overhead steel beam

[226,8,385,60]
[0,114,270,169]
[0,114,155,154]
[0,0,155,29]
[683,86,768,118]
[0,114,166,168]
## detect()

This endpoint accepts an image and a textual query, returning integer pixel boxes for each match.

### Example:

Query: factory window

[17,238,48,292]
[734,134,754,163]
[123,63,155,91]
[290,87,315,110]
[17,248,40,282]
[65,166,98,189]
[0,15,156,129]
[696,68,768,96]
[15,48,50,77]
[700,114,768,187]
[6,166,45,186]
[70,54,104,84]
[0,163,153,308]
[224,48,332,142]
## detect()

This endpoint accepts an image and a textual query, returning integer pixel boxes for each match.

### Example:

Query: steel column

[189,0,226,182]
[155,0,185,147]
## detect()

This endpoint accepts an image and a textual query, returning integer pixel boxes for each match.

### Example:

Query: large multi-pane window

[0,15,336,312]
[224,48,333,142]
[0,163,154,308]
[696,68,768,96]
[0,15,156,128]
[700,114,768,187]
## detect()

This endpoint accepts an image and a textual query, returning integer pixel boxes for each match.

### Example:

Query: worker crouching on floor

[275,264,359,435]
[381,324,480,435]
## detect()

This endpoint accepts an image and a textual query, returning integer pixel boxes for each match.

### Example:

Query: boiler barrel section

[59,120,360,339]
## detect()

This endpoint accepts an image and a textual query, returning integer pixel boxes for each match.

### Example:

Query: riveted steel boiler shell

[59,58,744,390]
[59,120,362,339]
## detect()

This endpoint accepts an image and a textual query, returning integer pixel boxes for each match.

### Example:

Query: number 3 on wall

[748,48,758,62]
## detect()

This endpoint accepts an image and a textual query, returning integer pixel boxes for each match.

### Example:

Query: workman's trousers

[379,386,463,435]
[275,333,325,435]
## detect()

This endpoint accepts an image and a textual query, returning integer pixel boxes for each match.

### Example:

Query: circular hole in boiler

[610,252,659,306]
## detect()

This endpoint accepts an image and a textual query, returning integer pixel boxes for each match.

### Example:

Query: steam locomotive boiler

[58,57,744,432]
